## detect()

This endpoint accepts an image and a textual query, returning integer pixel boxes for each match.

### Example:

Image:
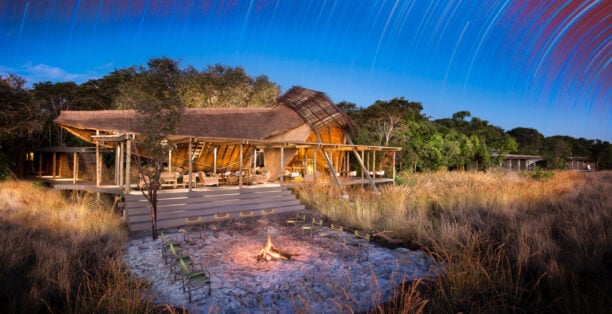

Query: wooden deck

[36,175,392,233]
[36,176,125,194]
[124,185,305,232]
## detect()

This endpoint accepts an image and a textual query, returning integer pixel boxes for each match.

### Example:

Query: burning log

[256,235,294,262]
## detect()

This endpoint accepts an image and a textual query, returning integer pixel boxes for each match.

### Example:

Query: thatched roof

[54,86,355,142]
[279,86,356,135]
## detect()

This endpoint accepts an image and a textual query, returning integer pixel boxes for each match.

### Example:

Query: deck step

[124,185,305,232]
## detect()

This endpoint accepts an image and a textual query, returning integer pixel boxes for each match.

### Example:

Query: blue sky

[1,0,610,141]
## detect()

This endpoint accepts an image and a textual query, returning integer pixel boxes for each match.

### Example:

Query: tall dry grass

[0,180,167,313]
[294,170,612,313]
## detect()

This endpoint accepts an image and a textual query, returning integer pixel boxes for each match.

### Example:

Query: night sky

[1,0,610,140]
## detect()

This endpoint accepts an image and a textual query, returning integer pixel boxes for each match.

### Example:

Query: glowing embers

[256,234,295,262]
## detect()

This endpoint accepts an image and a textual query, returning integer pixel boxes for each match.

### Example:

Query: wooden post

[38,153,43,177]
[119,142,125,187]
[125,136,131,193]
[213,146,217,174]
[239,143,243,187]
[346,151,350,176]
[52,152,57,178]
[361,149,365,188]
[168,149,172,173]
[72,152,77,184]
[280,146,284,183]
[188,139,193,192]
[351,147,377,190]
[372,150,376,179]
[96,130,101,186]
[313,146,317,178]
[253,148,257,172]
[392,151,396,183]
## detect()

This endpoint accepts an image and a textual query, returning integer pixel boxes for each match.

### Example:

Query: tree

[116,57,185,240]
[179,64,279,108]
[0,74,42,178]
[507,127,544,155]
[32,81,80,147]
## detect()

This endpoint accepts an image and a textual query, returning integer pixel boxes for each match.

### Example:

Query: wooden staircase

[123,185,305,232]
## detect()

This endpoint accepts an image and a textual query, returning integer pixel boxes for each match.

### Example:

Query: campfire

[256,234,294,262]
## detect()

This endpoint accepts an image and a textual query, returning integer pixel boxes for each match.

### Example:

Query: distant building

[566,157,595,171]
[498,154,545,170]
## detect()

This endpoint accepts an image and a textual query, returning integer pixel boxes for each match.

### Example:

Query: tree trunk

[150,162,160,240]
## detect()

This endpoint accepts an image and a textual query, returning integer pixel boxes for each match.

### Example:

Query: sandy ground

[124,212,437,313]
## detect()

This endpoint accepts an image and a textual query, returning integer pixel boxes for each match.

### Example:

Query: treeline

[341,99,611,171]
[0,57,610,179]
[0,58,279,178]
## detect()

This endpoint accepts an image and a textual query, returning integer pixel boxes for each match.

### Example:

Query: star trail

[0,0,609,140]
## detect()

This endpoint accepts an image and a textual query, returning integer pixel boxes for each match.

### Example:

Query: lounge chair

[160,172,180,188]
[182,173,198,188]
[197,171,219,186]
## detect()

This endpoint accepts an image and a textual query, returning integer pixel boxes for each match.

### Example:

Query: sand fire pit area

[124,211,437,313]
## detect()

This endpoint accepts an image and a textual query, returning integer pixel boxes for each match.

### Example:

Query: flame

[257,234,292,262]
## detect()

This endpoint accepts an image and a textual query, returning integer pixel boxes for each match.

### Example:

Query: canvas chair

[182,216,205,241]
[301,217,324,239]
[178,257,212,302]
[342,230,371,260]
[209,213,230,238]
[197,171,219,186]
[160,231,181,263]
[318,223,344,246]
[286,212,306,228]
[168,243,192,280]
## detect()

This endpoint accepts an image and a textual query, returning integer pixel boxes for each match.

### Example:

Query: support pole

[361,149,365,188]
[280,146,284,183]
[321,147,342,188]
[373,150,376,179]
[239,143,243,187]
[188,139,193,192]
[96,130,101,186]
[168,149,172,173]
[213,146,217,174]
[119,142,124,187]
[313,146,317,178]
[115,143,120,185]
[52,152,57,178]
[125,136,131,193]
[73,152,78,184]
[38,153,42,177]
[351,148,377,190]
[392,151,396,183]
